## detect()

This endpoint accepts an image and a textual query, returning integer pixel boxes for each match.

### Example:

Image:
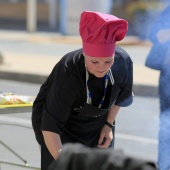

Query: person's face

[84,53,114,78]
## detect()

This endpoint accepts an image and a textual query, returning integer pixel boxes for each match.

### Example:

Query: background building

[0,0,168,38]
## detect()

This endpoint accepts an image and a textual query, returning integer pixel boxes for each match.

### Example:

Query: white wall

[62,0,113,35]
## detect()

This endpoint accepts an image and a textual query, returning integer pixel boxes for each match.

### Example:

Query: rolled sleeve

[41,106,64,135]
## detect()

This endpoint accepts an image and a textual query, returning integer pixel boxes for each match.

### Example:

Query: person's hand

[97,124,113,148]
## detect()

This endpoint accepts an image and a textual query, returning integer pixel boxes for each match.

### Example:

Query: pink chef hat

[79,11,128,57]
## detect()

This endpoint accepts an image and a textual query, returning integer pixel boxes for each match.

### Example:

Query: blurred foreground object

[48,143,157,170]
[145,4,170,170]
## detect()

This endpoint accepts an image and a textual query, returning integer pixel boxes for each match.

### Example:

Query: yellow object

[0,103,33,108]
[0,93,35,109]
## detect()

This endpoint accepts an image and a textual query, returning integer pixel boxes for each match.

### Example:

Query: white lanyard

[85,67,114,108]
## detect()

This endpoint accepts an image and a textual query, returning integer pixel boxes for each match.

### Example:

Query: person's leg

[41,142,54,170]
[158,109,170,170]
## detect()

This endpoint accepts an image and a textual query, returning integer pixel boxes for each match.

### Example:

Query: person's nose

[97,63,106,70]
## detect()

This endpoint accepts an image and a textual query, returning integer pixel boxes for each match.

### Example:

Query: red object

[79,11,128,57]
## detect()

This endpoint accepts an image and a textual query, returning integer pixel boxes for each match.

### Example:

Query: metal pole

[0,140,27,165]
[48,0,57,30]
[26,0,37,32]
[59,0,67,35]
[0,159,40,169]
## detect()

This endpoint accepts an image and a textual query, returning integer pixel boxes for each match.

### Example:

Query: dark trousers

[40,134,75,170]
[41,142,54,170]
[40,128,115,170]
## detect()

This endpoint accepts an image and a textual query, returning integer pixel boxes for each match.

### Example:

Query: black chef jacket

[32,46,133,145]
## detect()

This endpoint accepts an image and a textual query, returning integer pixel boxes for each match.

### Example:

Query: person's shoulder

[111,46,132,83]
[115,46,131,60]
[62,48,83,62]
[56,48,84,78]
[55,48,83,71]
[114,46,132,68]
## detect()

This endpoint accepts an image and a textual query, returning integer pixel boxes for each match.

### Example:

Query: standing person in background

[145,4,170,170]
[32,10,133,170]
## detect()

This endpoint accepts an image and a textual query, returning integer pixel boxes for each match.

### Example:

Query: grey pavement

[0,30,160,97]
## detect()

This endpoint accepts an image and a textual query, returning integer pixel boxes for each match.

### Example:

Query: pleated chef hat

[79,11,128,57]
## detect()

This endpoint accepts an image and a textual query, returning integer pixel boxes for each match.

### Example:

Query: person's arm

[97,104,120,148]
[42,131,62,160]
[106,104,120,124]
